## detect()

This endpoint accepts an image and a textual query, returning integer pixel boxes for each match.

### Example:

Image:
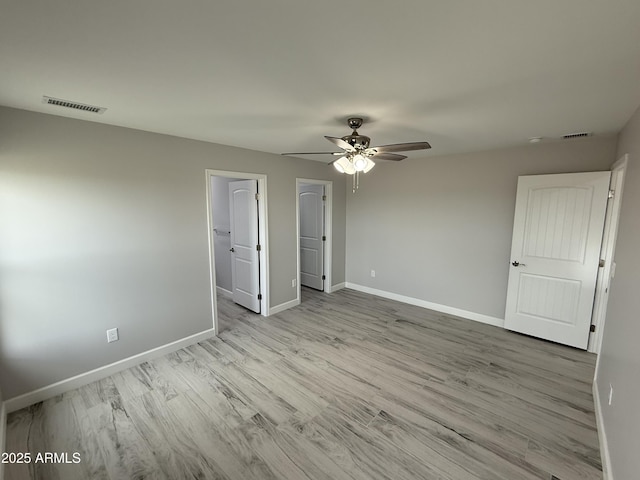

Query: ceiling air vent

[562,132,592,139]
[42,96,107,114]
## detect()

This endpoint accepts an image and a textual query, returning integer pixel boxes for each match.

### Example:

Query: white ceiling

[2,0,640,161]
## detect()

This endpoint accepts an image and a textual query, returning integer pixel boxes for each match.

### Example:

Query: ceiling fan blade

[371,152,407,161]
[369,141,431,153]
[324,136,355,151]
[281,151,344,156]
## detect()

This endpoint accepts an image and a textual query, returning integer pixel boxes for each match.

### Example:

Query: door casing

[589,155,627,353]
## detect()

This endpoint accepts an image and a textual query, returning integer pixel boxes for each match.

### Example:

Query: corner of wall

[0,387,6,480]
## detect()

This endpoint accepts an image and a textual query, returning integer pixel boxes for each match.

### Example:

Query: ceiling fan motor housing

[342,134,370,149]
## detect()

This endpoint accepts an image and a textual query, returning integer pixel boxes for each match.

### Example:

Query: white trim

[269,298,300,315]
[332,282,346,291]
[593,380,614,480]
[4,329,215,414]
[205,172,219,335]
[216,286,233,299]
[296,179,334,299]
[345,283,504,328]
[205,169,270,328]
[589,154,628,354]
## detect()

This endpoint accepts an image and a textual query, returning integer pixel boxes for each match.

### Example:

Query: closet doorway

[206,170,269,333]
[296,179,333,303]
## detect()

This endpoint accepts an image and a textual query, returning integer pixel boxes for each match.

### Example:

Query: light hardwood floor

[5,288,602,480]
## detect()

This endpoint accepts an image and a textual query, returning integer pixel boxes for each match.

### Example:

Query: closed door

[299,184,324,290]
[504,172,610,349]
[229,180,260,313]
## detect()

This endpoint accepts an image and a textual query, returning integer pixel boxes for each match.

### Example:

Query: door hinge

[608,189,615,199]
[258,293,262,300]
[256,244,261,251]
[322,235,326,241]
[599,259,605,268]
[590,324,596,333]
[255,193,260,201]
[322,195,327,201]
[322,275,326,280]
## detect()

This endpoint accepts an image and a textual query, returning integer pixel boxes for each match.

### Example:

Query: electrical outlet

[370,270,376,278]
[608,384,613,406]
[292,278,296,288]
[106,328,119,343]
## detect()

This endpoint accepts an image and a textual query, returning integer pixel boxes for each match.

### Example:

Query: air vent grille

[42,96,107,114]
[563,132,592,139]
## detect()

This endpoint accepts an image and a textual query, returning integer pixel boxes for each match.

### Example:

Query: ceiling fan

[282,117,431,191]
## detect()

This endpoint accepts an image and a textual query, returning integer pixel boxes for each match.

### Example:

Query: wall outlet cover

[107,328,119,343]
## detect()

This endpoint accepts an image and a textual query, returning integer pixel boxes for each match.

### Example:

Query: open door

[504,172,610,349]
[229,180,260,313]
[299,184,325,291]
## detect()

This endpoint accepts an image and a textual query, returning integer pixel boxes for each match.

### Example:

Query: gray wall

[596,105,640,480]
[0,385,4,480]
[346,136,617,320]
[0,107,346,399]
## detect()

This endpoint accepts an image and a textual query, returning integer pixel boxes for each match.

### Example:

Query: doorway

[296,179,333,303]
[206,170,269,334]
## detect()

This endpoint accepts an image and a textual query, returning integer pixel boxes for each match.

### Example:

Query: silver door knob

[230,248,235,253]
[512,261,525,267]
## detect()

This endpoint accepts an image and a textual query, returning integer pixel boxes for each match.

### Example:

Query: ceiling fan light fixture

[283,117,429,191]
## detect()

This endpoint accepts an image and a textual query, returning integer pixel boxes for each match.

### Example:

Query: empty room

[1,1,639,479]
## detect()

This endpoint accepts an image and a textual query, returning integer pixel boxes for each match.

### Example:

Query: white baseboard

[345,283,504,328]
[331,282,346,291]
[4,329,216,414]
[269,298,300,316]
[593,380,613,480]
[216,286,233,298]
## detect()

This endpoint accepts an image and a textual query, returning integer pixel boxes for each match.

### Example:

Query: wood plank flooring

[4,288,602,480]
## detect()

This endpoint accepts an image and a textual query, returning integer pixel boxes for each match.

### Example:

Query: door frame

[589,154,628,353]
[206,169,270,334]
[296,179,333,302]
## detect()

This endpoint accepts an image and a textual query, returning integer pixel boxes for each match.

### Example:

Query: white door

[299,184,324,290]
[504,172,610,349]
[229,180,260,313]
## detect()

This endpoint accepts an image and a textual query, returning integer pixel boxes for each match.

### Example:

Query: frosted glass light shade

[362,158,375,173]
[353,154,367,171]
[333,154,373,175]
[334,156,356,174]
